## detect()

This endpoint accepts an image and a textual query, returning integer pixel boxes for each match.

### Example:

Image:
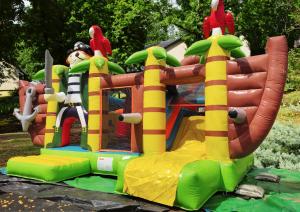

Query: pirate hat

[67,41,94,56]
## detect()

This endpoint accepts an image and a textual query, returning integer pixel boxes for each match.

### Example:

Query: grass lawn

[0,95,21,134]
[277,91,300,124]
[0,133,40,167]
[0,115,22,134]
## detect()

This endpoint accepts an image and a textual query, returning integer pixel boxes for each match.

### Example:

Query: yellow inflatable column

[44,70,60,147]
[87,56,109,152]
[205,35,230,161]
[143,48,166,155]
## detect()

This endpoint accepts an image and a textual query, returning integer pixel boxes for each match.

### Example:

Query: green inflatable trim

[204,167,300,211]
[41,148,139,176]
[7,155,91,182]
[115,155,253,211]
[175,155,254,210]
[64,175,117,193]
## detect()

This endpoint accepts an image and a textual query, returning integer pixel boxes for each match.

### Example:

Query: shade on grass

[0,134,40,167]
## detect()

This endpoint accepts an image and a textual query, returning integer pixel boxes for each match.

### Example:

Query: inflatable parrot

[89,25,112,58]
[202,0,235,38]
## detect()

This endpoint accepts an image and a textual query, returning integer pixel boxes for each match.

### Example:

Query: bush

[0,95,19,115]
[277,91,300,124]
[255,122,300,170]
[285,48,300,92]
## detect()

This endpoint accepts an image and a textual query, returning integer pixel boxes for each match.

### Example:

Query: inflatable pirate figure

[54,42,92,133]
[42,42,93,146]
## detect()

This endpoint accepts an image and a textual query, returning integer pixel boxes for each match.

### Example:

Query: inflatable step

[7,155,91,182]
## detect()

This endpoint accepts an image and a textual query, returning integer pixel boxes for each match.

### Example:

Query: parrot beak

[89,27,94,38]
[211,0,219,11]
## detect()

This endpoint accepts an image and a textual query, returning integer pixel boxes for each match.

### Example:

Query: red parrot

[89,25,112,58]
[202,0,235,39]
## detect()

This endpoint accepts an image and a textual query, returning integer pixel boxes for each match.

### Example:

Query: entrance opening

[102,87,132,151]
[70,119,82,145]
[165,83,205,150]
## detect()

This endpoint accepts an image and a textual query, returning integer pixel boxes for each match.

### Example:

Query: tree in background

[163,0,210,44]
[0,0,24,62]
[0,0,24,81]
[13,0,172,77]
[165,0,299,54]
[231,0,299,54]
[0,0,299,79]
[64,0,172,67]
[16,0,74,78]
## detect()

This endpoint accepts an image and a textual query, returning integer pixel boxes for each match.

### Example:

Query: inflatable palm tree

[185,34,243,160]
[126,46,180,154]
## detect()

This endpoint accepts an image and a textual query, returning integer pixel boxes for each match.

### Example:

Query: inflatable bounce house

[7,0,288,210]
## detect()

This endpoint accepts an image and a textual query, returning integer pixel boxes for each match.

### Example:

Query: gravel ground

[0,192,85,212]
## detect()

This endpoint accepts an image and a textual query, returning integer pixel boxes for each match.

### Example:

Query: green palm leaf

[166,53,181,67]
[231,47,246,58]
[69,60,90,74]
[152,47,167,60]
[218,35,242,51]
[125,50,148,65]
[185,40,212,56]
[108,61,125,74]
[53,65,69,76]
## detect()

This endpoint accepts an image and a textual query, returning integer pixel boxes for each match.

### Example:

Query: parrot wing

[103,37,112,56]
[225,12,235,35]
[202,16,211,39]
[90,39,95,51]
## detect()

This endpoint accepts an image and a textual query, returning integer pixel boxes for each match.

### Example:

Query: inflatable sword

[44,49,54,94]
[43,50,65,102]
[14,87,40,131]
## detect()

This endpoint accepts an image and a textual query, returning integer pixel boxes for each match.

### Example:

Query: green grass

[0,133,40,167]
[0,115,22,133]
[0,95,22,133]
[277,91,300,124]
[282,91,300,105]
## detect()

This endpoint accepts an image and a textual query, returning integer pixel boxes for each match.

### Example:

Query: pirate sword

[43,50,65,102]
[44,49,54,94]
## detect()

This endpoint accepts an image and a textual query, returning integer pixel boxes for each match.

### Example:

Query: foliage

[0,95,19,115]
[233,0,299,55]
[166,0,299,54]
[164,0,210,45]
[0,0,24,81]
[10,0,172,77]
[15,41,43,79]
[285,48,300,92]
[65,0,171,67]
[282,91,300,106]
[0,0,24,62]
[277,91,300,124]
[17,0,75,71]
[277,104,300,125]
[0,0,299,79]
[255,122,300,170]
